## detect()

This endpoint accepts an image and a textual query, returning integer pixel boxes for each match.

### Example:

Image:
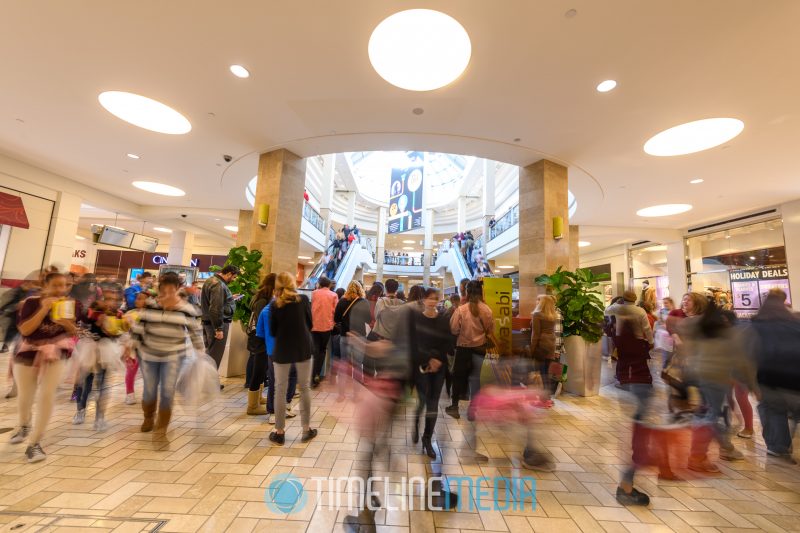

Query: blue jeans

[758,386,800,455]
[78,368,107,415]
[140,358,180,412]
[695,381,733,450]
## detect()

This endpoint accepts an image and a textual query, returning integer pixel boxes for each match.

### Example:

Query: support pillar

[457,196,467,234]
[375,207,387,282]
[320,154,335,249]
[783,199,800,306]
[235,210,253,248]
[423,209,434,286]
[166,230,195,266]
[249,149,307,275]
[569,225,580,270]
[346,191,357,227]
[482,160,496,257]
[518,160,571,317]
[43,191,81,272]
[666,241,688,300]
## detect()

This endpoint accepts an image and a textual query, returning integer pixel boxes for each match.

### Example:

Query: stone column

[166,230,195,266]
[665,241,688,300]
[43,191,81,272]
[320,154,335,249]
[457,196,467,234]
[518,160,571,316]
[423,209,434,285]
[569,225,580,270]
[375,207,387,281]
[249,149,306,275]
[235,210,253,248]
[482,160,496,256]
[783,199,800,306]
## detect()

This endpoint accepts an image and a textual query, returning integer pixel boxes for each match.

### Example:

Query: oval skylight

[132,181,186,197]
[636,204,693,217]
[368,9,471,91]
[644,118,743,156]
[99,91,192,134]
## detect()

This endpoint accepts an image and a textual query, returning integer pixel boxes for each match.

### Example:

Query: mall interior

[2,1,800,532]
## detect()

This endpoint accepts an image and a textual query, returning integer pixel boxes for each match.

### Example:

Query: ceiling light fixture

[368,9,471,91]
[229,65,250,78]
[644,118,744,156]
[497,265,515,269]
[75,235,86,241]
[98,91,191,134]
[690,178,704,184]
[596,80,617,93]
[578,241,592,248]
[126,153,140,159]
[224,225,238,232]
[749,256,756,260]
[153,227,172,233]
[636,204,693,217]
[402,246,414,250]
[298,256,311,260]
[402,240,415,244]
[132,181,186,197]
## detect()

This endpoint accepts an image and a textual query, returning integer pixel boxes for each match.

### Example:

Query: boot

[154,408,172,433]
[259,384,267,405]
[247,390,267,415]
[141,401,156,432]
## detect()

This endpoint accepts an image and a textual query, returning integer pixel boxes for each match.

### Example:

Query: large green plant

[535,266,610,343]
[210,246,263,328]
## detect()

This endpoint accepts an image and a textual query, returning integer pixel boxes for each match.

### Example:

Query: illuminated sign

[152,255,198,267]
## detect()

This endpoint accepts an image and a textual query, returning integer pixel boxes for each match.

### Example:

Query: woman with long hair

[409,287,451,458]
[245,273,276,416]
[268,272,317,445]
[531,295,558,384]
[446,280,496,420]
[334,280,370,394]
[10,272,77,462]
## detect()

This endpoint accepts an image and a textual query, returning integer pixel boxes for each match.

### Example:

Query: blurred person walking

[201,265,239,370]
[530,295,559,389]
[245,274,275,416]
[311,276,338,387]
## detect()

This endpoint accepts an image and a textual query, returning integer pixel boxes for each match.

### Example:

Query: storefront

[629,244,670,304]
[687,218,789,317]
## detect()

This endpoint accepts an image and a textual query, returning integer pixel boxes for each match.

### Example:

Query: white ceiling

[2,0,799,238]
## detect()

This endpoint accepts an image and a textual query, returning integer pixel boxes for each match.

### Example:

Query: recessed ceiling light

[690,178,704,184]
[402,240,416,244]
[749,256,756,260]
[224,225,238,232]
[153,227,172,233]
[412,107,424,115]
[596,80,617,93]
[298,256,311,260]
[132,181,186,197]
[368,9,471,91]
[636,204,693,217]
[497,265,515,269]
[229,65,250,78]
[75,235,86,241]
[402,246,414,250]
[644,118,744,156]
[126,153,140,159]
[98,91,191,134]
[578,241,592,248]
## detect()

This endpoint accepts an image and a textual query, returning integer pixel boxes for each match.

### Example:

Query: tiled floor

[0,355,799,533]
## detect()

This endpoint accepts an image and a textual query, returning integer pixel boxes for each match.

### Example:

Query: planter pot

[219,323,248,378]
[563,336,602,397]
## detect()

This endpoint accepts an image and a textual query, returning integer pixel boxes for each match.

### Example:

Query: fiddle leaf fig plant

[210,246,263,328]
[535,266,610,343]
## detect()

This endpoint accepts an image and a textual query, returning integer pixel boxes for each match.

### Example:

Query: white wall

[781,200,800,306]
[0,186,54,282]
[580,245,628,296]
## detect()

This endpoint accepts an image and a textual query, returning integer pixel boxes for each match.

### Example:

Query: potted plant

[535,267,610,397]
[209,246,263,378]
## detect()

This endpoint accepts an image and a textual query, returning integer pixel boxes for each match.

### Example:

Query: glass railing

[489,204,519,240]
[302,202,325,233]
[384,253,424,266]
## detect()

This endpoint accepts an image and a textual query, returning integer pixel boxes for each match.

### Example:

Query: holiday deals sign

[729,266,791,313]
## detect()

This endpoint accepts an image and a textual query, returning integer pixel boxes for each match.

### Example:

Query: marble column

[375,207,387,282]
[166,230,194,266]
[249,149,306,275]
[320,154,335,248]
[423,209,434,285]
[666,241,688,300]
[482,160,496,257]
[782,199,800,306]
[43,191,81,272]
[518,159,571,316]
[569,225,580,271]
[235,210,253,248]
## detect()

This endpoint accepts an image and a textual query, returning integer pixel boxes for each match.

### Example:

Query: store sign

[152,255,199,267]
[729,265,791,315]
[483,277,513,356]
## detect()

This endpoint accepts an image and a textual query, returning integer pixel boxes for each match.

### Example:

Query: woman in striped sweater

[131,272,205,433]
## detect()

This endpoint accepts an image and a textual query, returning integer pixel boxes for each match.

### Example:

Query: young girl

[10,272,77,462]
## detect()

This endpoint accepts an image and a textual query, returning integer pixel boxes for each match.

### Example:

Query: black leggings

[414,368,445,437]
[450,346,485,406]
[248,350,268,392]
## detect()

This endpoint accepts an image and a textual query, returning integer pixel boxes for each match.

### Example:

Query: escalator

[301,241,360,290]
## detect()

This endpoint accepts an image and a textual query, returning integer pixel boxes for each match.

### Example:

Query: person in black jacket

[268,272,317,445]
[245,274,275,416]
[409,287,452,459]
[201,265,239,369]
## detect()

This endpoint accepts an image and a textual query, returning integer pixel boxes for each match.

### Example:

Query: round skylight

[644,118,743,156]
[132,181,186,197]
[636,204,693,217]
[368,9,471,91]
[99,91,191,134]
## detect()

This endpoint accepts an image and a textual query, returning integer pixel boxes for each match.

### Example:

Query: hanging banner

[387,152,424,234]
[482,277,514,356]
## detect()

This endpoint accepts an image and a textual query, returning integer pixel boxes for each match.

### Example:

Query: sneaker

[125,393,136,405]
[616,487,650,506]
[266,413,275,425]
[521,453,554,472]
[9,426,29,444]
[269,431,285,445]
[93,417,108,432]
[445,405,460,419]
[720,447,744,461]
[285,406,297,418]
[688,458,720,473]
[301,428,318,443]
[73,409,86,425]
[25,443,46,463]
